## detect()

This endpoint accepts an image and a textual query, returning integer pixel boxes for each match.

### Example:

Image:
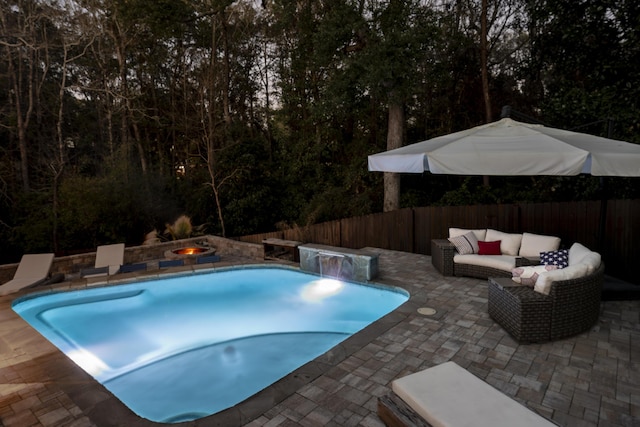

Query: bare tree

[0,0,51,191]
[49,5,96,252]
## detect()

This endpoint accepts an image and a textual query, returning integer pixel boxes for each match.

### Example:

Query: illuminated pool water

[13,266,408,423]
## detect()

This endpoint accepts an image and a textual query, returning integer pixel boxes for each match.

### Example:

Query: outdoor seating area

[431,228,606,343]
[0,246,637,427]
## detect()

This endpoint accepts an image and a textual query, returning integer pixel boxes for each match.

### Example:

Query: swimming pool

[12,266,408,423]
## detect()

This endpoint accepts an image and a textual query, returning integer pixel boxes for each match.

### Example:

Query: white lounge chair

[0,253,55,296]
[81,243,125,278]
[378,361,557,427]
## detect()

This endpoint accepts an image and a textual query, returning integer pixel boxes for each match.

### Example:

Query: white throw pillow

[519,232,561,257]
[449,228,486,241]
[485,229,523,256]
[534,263,590,295]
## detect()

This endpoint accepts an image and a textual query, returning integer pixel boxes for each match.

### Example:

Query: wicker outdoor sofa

[431,229,605,342]
[432,238,536,279]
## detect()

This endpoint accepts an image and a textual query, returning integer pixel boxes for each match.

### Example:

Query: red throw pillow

[478,240,501,255]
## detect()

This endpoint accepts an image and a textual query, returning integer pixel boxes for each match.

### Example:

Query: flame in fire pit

[173,247,207,255]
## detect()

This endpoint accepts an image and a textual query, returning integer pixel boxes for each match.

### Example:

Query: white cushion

[580,252,601,274]
[392,361,556,427]
[454,254,516,272]
[568,242,594,265]
[519,233,561,257]
[534,263,590,295]
[449,227,486,241]
[485,229,523,256]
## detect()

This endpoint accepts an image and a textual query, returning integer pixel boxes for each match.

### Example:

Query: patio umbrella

[368,116,640,252]
[368,117,640,176]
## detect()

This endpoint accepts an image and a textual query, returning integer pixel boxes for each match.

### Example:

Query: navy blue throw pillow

[540,249,569,269]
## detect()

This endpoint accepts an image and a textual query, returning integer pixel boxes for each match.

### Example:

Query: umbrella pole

[598,178,607,254]
[597,119,615,253]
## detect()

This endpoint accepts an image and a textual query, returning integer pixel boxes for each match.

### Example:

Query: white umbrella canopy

[368,118,640,177]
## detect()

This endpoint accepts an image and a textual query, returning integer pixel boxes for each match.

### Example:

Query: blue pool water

[12,266,408,423]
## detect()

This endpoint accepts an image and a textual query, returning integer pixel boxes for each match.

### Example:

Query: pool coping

[2,259,418,427]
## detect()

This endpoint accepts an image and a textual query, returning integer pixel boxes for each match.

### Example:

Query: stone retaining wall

[0,236,263,283]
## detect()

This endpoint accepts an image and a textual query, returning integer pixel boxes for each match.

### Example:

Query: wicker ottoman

[488,277,552,343]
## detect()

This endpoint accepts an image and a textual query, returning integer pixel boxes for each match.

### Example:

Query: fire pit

[164,246,216,262]
[173,247,207,256]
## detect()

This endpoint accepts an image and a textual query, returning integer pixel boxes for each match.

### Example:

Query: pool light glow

[300,278,344,302]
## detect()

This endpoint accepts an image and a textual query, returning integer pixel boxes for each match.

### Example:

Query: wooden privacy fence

[237,199,639,282]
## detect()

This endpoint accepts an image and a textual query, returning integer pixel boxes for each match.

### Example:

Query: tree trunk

[221,15,232,126]
[480,0,491,187]
[383,101,404,212]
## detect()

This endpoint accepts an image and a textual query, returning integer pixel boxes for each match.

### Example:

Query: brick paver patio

[0,249,638,426]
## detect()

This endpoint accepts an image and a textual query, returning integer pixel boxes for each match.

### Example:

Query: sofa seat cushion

[519,232,561,257]
[392,361,556,427]
[454,254,516,272]
[534,263,591,295]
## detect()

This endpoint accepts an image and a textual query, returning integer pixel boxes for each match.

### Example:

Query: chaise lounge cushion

[485,229,522,256]
[519,232,561,258]
[392,361,555,427]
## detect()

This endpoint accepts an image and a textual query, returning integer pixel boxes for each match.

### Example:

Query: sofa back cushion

[569,242,601,268]
[519,233,561,258]
[449,228,486,241]
[485,229,522,256]
[568,242,601,273]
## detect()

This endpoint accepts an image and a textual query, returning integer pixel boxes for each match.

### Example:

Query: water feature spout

[317,251,346,279]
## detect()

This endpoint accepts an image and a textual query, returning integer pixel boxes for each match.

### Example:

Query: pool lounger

[81,243,125,278]
[378,361,557,427]
[0,253,55,296]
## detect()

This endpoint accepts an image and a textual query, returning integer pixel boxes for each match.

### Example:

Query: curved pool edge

[4,261,417,427]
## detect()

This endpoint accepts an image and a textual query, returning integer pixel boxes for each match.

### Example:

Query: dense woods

[1,0,639,262]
